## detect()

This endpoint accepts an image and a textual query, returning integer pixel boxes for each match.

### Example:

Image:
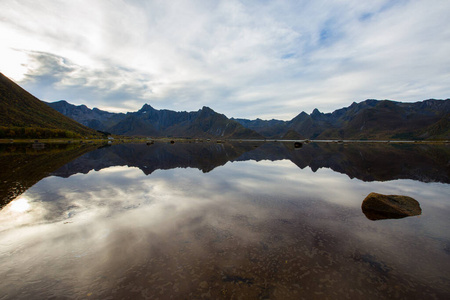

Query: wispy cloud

[17,51,153,112]
[1,0,449,119]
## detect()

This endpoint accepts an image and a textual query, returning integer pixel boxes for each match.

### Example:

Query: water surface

[0,142,449,299]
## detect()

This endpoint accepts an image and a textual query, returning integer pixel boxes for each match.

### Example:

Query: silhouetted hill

[0,73,99,138]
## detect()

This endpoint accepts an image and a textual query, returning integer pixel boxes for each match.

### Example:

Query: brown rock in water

[362,192,422,221]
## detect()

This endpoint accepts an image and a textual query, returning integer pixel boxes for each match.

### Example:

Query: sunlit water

[0,143,449,299]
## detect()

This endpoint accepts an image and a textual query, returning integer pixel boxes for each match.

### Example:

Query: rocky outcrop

[361,192,422,221]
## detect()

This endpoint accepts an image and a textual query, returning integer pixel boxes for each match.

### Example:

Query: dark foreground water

[0,142,449,299]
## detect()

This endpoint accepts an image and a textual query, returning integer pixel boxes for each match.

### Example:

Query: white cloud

[0,0,449,119]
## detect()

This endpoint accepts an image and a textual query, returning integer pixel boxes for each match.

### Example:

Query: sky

[1,0,450,120]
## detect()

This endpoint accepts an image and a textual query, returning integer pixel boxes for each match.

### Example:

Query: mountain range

[48,98,450,140]
[234,99,450,140]
[0,71,448,140]
[47,101,262,139]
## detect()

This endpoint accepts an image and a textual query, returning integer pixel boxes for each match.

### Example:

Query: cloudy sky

[1,0,450,120]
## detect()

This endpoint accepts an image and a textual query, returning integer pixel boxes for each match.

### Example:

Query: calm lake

[0,141,449,299]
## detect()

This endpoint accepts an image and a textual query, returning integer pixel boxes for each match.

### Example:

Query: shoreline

[1,138,449,145]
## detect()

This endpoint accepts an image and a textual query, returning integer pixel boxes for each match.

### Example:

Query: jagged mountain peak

[139,103,156,112]
[311,108,322,117]
[54,99,69,104]
[290,111,309,122]
[200,106,214,112]
[198,106,217,117]
[299,111,308,117]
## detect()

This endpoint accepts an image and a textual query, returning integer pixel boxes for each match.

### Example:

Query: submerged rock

[362,192,422,221]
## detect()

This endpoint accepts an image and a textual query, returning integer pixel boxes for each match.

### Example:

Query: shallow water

[0,142,449,299]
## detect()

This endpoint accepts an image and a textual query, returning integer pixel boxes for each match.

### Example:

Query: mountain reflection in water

[51,141,450,183]
[0,142,100,206]
[0,141,449,299]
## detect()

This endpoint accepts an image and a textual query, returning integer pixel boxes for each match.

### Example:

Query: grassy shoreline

[1,138,448,145]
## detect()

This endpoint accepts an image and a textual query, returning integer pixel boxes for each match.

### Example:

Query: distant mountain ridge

[234,99,450,140]
[49,98,450,140]
[48,100,262,139]
[48,100,126,132]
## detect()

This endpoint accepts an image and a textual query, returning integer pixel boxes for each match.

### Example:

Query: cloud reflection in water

[0,159,449,299]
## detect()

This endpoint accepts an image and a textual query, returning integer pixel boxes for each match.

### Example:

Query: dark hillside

[0,73,98,138]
